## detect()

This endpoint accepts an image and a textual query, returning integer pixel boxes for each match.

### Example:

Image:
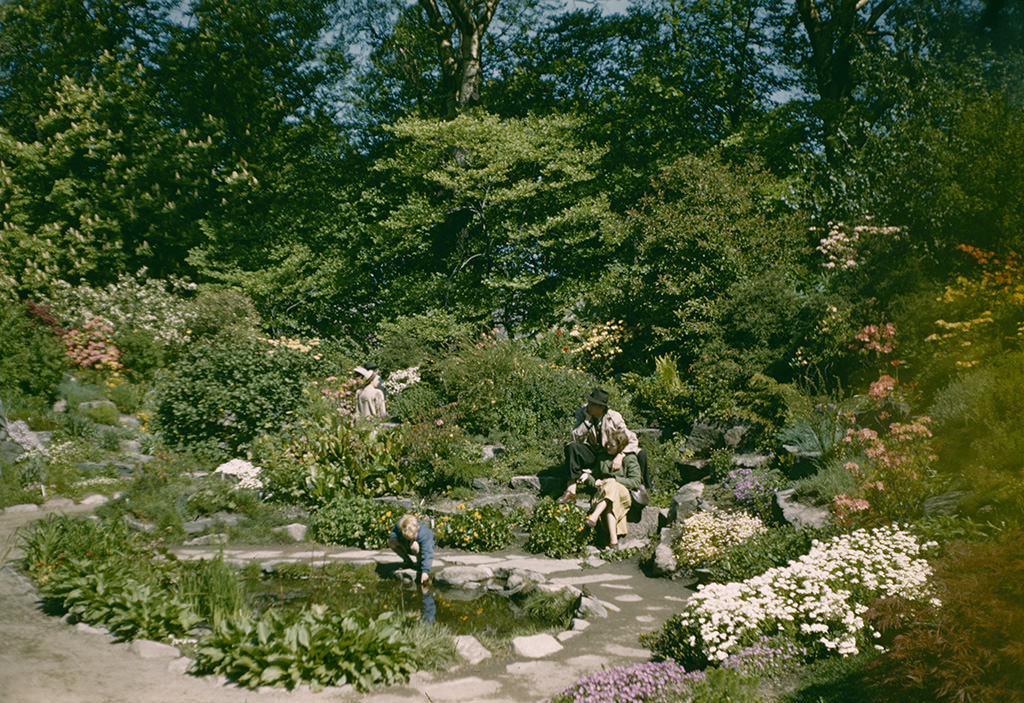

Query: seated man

[559,388,643,548]
[388,514,434,585]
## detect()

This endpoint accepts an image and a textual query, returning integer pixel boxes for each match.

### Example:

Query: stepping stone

[645,605,670,611]
[597,599,621,613]
[444,554,501,565]
[44,498,75,509]
[569,618,590,631]
[552,573,633,586]
[566,654,610,669]
[167,657,191,675]
[557,630,582,642]
[453,635,491,665]
[79,494,110,506]
[3,504,40,514]
[614,594,643,603]
[600,583,635,590]
[75,623,107,635]
[417,677,502,701]
[665,595,688,603]
[636,615,656,623]
[129,639,180,659]
[499,557,582,574]
[604,644,650,658]
[512,633,563,658]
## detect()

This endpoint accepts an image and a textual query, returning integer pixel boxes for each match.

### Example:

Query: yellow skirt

[592,478,632,536]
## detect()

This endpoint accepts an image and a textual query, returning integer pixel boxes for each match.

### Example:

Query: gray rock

[122,515,155,532]
[724,425,751,449]
[651,526,682,577]
[182,514,242,534]
[167,657,192,676]
[119,439,142,455]
[773,488,830,530]
[511,633,563,658]
[923,491,969,517]
[44,498,76,509]
[272,523,308,541]
[129,639,180,659]
[434,565,494,589]
[635,428,662,442]
[3,503,41,514]
[470,477,495,491]
[119,415,141,429]
[52,399,68,413]
[668,482,704,524]
[631,506,667,537]
[453,635,492,665]
[6,420,47,455]
[481,444,506,461]
[509,475,541,491]
[569,618,590,631]
[536,583,582,599]
[677,458,710,484]
[557,630,583,641]
[183,533,228,546]
[584,555,605,568]
[732,453,771,469]
[79,493,110,506]
[75,622,108,635]
[686,418,727,454]
[576,595,608,619]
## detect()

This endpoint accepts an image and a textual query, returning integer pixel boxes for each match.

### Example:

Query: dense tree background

[1,0,1021,384]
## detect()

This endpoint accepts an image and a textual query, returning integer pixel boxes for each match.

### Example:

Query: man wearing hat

[559,388,643,547]
[354,363,387,418]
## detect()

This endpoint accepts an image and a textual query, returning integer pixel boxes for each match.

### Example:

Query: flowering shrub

[839,417,936,524]
[62,316,123,371]
[524,497,592,558]
[552,661,705,703]
[644,525,937,670]
[722,467,785,521]
[213,459,264,490]
[672,511,766,570]
[814,221,901,271]
[42,273,196,347]
[721,635,805,677]
[706,525,836,585]
[382,366,421,395]
[433,504,517,552]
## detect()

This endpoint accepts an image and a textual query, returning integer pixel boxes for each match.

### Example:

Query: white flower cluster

[677,525,935,662]
[43,271,196,345]
[674,511,766,568]
[214,459,264,489]
[813,222,900,271]
[383,366,421,395]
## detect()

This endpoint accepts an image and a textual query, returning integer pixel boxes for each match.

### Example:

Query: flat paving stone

[636,615,656,623]
[597,599,621,612]
[444,554,502,565]
[417,676,502,701]
[498,557,581,574]
[665,595,689,602]
[645,605,671,611]
[551,572,634,585]
[329,549,382,559]
[600,583,635,590]
[605,644,651,658]
[614,593,643,602]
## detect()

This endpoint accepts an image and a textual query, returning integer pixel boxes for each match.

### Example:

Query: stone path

[1,500,695,703]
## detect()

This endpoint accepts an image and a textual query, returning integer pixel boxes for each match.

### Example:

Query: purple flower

[555,662,705,703]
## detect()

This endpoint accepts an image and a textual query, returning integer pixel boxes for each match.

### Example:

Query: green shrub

[0,300,67,401]
[393,403,480,495]
[308,496,397,549]
[433,336,596,450]
[114,328,165,377]
[105,378,146,414]
[780,652,878,703]
[191,606,418,691]
[790,455,862,504]
[186,478,262,519]
[58,378,107,408]
[373,311,474,370]
[95,461,188,535]
[177,557,249,629]
[706,525,837,584]
[155,335,321,453]
[524,497,593,558]
[56,412,100,440]
[387,381,442,423]
[433,504,518,551]
[83,402,120,426]
[688,667,763,703]
[185,286,261,341]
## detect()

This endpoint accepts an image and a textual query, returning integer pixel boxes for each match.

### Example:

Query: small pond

[239,561,568,638]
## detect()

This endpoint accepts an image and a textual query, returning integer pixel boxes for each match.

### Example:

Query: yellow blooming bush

[433,504,517,552]
[525,497,593,558]
[672,511,766,570]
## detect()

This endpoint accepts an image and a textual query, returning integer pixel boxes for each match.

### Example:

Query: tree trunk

[418,0,499,118]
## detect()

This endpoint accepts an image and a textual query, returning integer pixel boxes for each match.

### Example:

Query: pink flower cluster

[853,323,897,354]
[868,374,898,402]
[814,221,901,270]
[62,317,122,371]
[832,494,870,527]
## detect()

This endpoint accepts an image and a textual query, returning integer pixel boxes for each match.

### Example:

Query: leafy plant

[433,504,518,552]
[307,496,397,549]
[191,606,418,691]
[155,335,321,453]
[524,497,593,558]
[706,525,837,584]
[185,478,262,519]
[83,402,121,426]
[0,299,67,401]
[722,466,786,522]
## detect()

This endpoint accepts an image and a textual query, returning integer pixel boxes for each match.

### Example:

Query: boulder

[511,633,563,658]
[79,493,110,506]
[470,477,495,491]
[575,595,608,619]
[650,526,682,577]
[631,506,667,537]
[167,657,192,676]
[52,399,68,413]
[773,488,830,530]
[272,523,308,541]
[434,565,494,589]
[75,623,108,635]
[667,482,704,524]
[119,439,142,455]
[686,418,726,454]
[6,420,47,456]
[509,475,541,491]
[122,515,155,532]
[481,444,506,461]
[731,454,771,469]
[183,533,228,546]
[634,428,662,442]
[78,399,118,413]
[453,635,492,665]
[923,491,969,517]
[676,458,710,484]
[723,425,750,449]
